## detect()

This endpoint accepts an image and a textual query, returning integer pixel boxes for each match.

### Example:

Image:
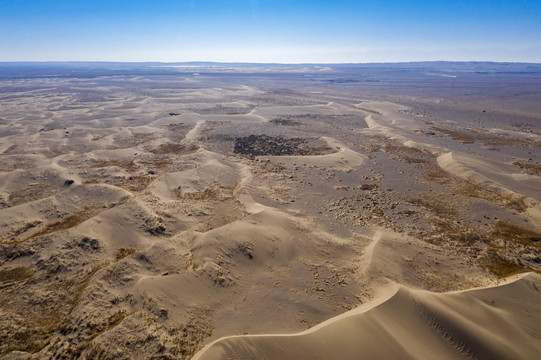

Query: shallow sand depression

[1,63,541,359]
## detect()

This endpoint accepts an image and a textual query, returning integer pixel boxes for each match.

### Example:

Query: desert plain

[1,62,541,359]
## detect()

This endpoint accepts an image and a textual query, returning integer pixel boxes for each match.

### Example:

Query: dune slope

[195,273,541,360]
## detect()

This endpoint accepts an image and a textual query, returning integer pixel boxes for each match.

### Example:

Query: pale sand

[1,70,540,359]
[194,273,541,360]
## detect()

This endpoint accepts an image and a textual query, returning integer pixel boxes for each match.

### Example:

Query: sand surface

[195,273,541,360]
[1,63,540,359]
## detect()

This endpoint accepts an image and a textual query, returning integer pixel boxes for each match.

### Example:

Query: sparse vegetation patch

[512,161,541,176]
[483,252,528,278]
[455,183,527,212]
[234,135,332,156]
[424,170,451,184]
[150,142,199,155]
[8,183,51,207]
[174,182,235,202]
[493,221,541,246]
[115,247,137,261]
[0,266,33,283]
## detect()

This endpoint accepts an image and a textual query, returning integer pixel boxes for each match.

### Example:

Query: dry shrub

[111,174,153,192]
[8,183,51,206]
[150,143,199,155]
[400,156,432,164]
[431,127,476,144]
[89,159,137,171]
[174,182,234,202]
[0,266,33,283]
[433,127,541,150]
[483,252,527,278]
[424,170,451,184]
[512,161,541,176]
[358,184,378,191]
[383,143,427,155]
[456,183,527,212]
[115,247,137,261]
[29,205,100,240]
[409,197,457,218]
[493,221,541,246]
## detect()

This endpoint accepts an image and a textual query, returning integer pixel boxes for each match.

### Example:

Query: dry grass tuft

[58,310,132,358]
[399,156,432,164]
[0,266,33,283]
[512,161,541,176]
[111,174,154,192]
[150,142,199,155]
[409,197,457,218]
[33,216,84,238]
[493,221,541,246]
[116,247,137,261]
[484,252,528,278]
[383,143,427,155]
[358,184,378,191]
[424,170,451,184]
[432,127,476,144]
[432,126,541,150]
[174,182,234,202]
[429,217,487,246]
[27,205,101,241]
[8,183,51,206]
[72,263,110,306]
[0,262,112,356]
[89,159,137,171]
[456,183,527,212]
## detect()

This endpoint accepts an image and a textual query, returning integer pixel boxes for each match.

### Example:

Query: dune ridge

[194,273,541,360]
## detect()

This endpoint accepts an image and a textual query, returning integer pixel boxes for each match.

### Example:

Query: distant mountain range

[1,61,540,80]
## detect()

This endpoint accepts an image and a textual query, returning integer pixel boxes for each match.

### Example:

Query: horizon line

[1,60,541,66]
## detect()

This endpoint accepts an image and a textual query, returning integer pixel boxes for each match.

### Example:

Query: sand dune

[194,273,541,360]
[363,112,443,153]
[148,152,241,201]
[360,229,488,291]
[263,137,366,172]
[438,151,541,222]
[438,151,541,200]
[0,184,132,242]
[1,64,540,359]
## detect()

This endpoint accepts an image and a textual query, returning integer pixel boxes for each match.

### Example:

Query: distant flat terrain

[1,62,540,359]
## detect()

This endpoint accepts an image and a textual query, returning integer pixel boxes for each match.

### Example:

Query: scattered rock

[233,135,331,156]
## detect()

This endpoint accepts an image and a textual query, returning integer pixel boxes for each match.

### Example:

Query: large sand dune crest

[194,273,541,360]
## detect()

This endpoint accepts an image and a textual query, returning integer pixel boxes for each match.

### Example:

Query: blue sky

[1,0,540,63]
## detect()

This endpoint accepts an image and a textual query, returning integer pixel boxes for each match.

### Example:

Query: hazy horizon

[2,60,541,65]
[1,0,540,63]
